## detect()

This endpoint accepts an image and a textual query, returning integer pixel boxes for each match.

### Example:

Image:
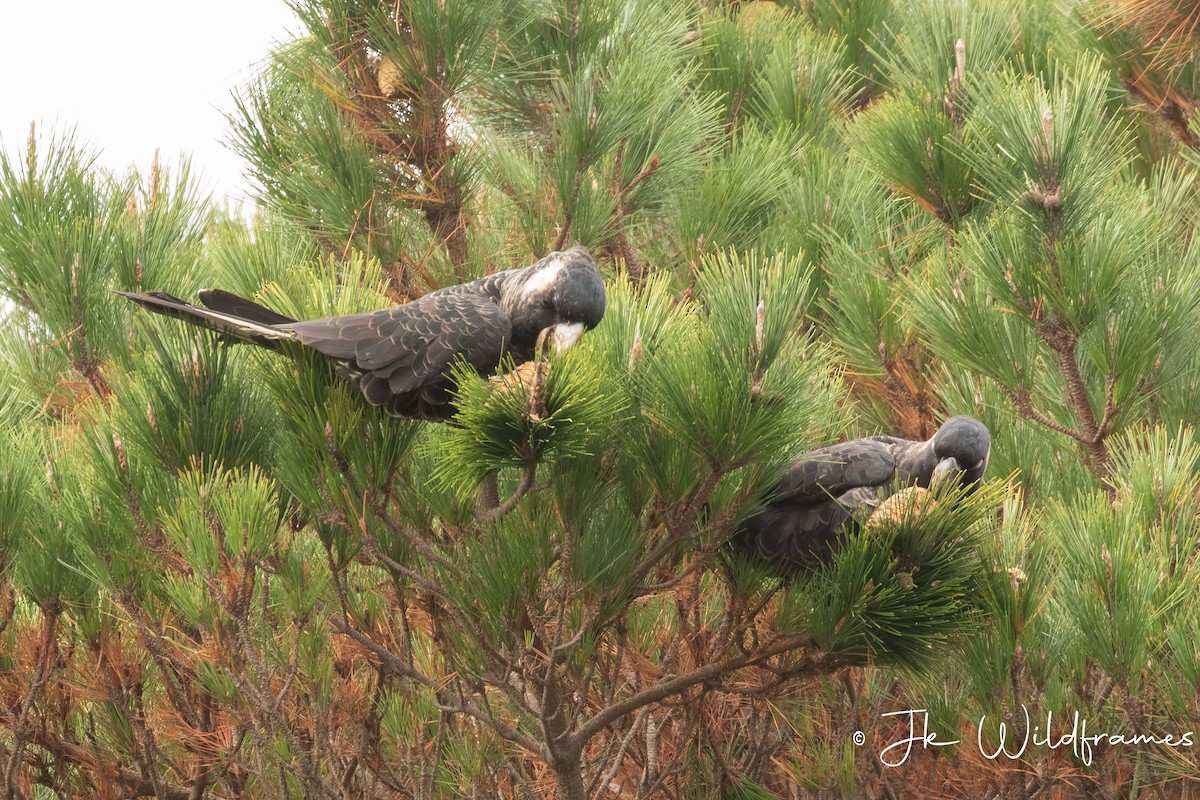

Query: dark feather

[199,289,296,325]
[117,291,289,349]
[772,441,896,504]
[119,246,606,421]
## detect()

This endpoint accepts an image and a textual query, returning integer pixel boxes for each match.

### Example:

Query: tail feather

[118,291,293,349]
[198,288,297,326]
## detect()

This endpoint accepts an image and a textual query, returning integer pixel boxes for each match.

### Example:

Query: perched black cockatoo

[734,415,990,570]
[119,246,606,420]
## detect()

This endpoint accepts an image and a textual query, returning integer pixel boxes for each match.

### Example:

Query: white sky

[0,1,299,206]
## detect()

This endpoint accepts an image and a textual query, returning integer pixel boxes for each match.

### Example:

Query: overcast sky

[0,1,298,206]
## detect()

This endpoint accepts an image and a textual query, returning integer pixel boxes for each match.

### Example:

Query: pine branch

[185,698,215,800]
[128,683,170,800]
[314,434,457,577]
[554,155,587,252]
[112,588,202,730]
[609,139,661,286]
[1041,320,1111,476]
[997,385,1089,444]
[232,609,338,800]
[477,332,555,521]
[65,254,110,399]
[2,610,58,800]
[1096,374,1121,440]
[13,726,207,800]
[329,615,547,757]
[476,460,537,525]
[574,633,831,744]
[321,12,470,270]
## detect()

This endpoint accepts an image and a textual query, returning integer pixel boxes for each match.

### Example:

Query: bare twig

[587,708,649,799]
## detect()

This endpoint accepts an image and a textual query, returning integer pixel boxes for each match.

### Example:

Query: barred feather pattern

[119,246,606,421]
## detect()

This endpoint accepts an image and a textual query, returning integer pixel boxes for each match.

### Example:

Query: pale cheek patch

[552,322,586,353]
[521,256,565,297]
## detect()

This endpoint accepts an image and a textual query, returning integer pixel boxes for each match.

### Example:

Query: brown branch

[609,139,661,285]
[575,633,827,743]
[620,154,660,198]
[110,590,201,730]
[1095,374,1120,440]
[336,493,451,592]
[1007,144,1114,479]
[726,87,748,138]
[945,39,966,128]
[185,698,214,800]
[997,385,1089,444]
[478,331,553,522]
[638,705,698,800]
[329,616,546,756]
[273,626,303,711]
[633,542,721,597]
[3,610,58,799]
[376,503,457,574]
[476,464,537,523]
[1122,65,1200,149]
[15,726,207,800]
[60,254,110,399]
[998,250,1113,480]
[0,582,16,640]
[1043,324,1111,476]
[639,709,663,795]
[314,437,457,576]
[536,523,585,784]
[475,471,501,519]
[128,684,168,800]
[587,708,649,800]
[329,17,469,270]
[627,488,742,601]
[554,138,589,251]
[231,621,337,800]
[601,627,629,710]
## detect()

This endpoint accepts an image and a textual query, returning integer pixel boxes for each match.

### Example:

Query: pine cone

[489,360,542,397]
[865,486,937,530]
[377,56,404,99]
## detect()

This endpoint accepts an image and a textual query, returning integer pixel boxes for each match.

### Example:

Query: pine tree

[3,1,1200,798]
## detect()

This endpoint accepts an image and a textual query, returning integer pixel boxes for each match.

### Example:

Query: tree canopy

[2,0,1200,797]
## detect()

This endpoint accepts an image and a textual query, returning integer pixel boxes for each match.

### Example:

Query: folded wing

[287,291,513,419]
[736,440,897,568]
[119,288,513,420]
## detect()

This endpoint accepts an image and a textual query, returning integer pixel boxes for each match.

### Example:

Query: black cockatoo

[119,246,606,420]
[735,416,991,570]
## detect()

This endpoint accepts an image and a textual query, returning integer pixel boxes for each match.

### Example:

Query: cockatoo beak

[550,322,586,354]
[931,457,961,488]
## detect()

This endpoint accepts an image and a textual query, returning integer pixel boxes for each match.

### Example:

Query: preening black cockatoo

[734,416,991,571]
[119,246,606,420]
